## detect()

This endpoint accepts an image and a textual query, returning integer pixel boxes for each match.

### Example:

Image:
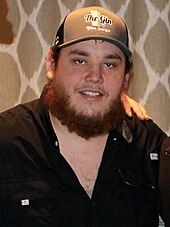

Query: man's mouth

[80,91,103,97]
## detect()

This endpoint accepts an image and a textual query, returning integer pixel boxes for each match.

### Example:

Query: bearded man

[0,6,168,226]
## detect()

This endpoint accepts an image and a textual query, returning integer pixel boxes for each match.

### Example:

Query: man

[0,6,168,226]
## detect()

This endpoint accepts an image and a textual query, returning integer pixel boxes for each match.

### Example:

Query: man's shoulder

[0,98,40,115]
[126,114,166,137]
[125,114,167,151]
[0,99,42,141]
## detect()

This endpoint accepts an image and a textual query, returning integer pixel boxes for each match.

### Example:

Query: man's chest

[60,149,104,198]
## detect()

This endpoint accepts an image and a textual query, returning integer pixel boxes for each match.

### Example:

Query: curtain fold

[0,0,169,135]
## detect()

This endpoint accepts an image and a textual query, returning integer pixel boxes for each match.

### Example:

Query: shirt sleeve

[159,137,170,226]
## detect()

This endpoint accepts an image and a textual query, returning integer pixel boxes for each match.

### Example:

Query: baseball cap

[54,6,132,58]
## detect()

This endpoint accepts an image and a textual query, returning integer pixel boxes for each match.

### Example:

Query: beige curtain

[0,0,169,225]
[0,0,169,138]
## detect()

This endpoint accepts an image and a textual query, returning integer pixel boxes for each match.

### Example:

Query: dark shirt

[0,98,167,226]
[159,137,170,226]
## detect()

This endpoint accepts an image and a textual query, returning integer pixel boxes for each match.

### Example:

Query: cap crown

[54,6,132,58]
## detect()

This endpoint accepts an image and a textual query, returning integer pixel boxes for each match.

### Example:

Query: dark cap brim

[58,36,132,58]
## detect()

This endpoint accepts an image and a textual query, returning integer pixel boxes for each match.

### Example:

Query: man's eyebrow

[68,50,122,60]
[68,49,89,56]
[105,53,122,60]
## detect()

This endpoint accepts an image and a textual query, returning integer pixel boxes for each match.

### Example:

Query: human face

[53,40,129,117]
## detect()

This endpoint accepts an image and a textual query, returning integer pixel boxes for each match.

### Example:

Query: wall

[0,0,169,136]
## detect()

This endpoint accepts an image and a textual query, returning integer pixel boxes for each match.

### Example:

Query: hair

[125,56,133,73]
[51,45,60,64]
[51,43,133,73]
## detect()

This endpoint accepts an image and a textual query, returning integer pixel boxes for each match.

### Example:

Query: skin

[45,40,130,197]
[46,40,130,119]
[45,40,149,197]
[121,93,150,120]
[46,41,149,121]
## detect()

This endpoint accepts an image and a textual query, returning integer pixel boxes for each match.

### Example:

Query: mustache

[74,85,108,96]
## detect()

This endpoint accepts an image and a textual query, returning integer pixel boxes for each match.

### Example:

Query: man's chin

[43,82,125,140]
[73,105,109,119]
[75,110,105,119]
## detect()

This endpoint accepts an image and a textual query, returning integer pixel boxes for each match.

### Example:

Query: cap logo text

[84,10,112,33]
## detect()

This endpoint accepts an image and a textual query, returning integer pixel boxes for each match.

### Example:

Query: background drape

[0,0,169,135]
[0,0,169,225]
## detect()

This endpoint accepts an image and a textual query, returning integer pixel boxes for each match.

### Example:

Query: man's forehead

[60,39,125,58]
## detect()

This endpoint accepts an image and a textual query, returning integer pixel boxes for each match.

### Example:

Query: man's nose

[85,66,103,83]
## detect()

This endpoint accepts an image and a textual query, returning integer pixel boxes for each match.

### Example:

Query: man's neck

[49,112,109,152]
[49,112,109,198]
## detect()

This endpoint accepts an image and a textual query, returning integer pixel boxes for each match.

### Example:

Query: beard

[43,79,126,140]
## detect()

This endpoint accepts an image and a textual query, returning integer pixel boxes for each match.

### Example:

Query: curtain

[0,0,170,134]
[0,0,169,225]
[0,0,169,137]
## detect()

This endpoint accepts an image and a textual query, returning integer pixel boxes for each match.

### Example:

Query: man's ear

[45,50,55,80]
[123,73,130,90]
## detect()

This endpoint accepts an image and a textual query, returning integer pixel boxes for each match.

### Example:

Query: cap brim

[58,36,132,58]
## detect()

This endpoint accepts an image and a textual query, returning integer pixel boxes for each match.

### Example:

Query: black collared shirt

[0,98,167,226]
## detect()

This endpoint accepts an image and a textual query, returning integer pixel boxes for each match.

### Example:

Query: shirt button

[113,137,117,141]
[92,201,95,206]
[165,151,170,156]
[55,141,58,146]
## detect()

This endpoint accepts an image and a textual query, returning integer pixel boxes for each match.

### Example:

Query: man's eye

[75,59,86,65]
[103,62,117,68]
